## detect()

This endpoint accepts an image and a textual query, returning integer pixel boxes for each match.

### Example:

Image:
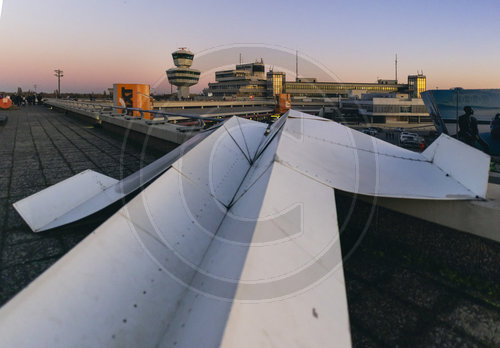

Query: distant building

[205,59,425,107]
[340,93,430,124]
[267,70,286,97]
[285,79,406,99]
[166,48,200,99]
[296,77,318,83]
[408,73,426,98]
[206,60,267,98]
[377,79,398,85]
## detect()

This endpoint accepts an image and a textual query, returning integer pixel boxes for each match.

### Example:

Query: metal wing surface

[13,128,216,232]
[0,111,489,347]
[280,110,489,199]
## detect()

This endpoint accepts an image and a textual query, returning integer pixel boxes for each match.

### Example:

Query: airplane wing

[0,110,489,347]
[13,127,216,232]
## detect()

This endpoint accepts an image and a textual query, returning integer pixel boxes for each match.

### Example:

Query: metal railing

[112,105,222,123]
[46,99,112,116]
[45,99,224,124]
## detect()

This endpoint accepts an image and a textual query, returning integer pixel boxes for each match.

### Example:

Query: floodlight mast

[54,69,64,98]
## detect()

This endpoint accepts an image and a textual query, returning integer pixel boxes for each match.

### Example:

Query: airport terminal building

[203,61,429,124]
[206,61,268,98]
[205,60,423,100]
[340,94,431,124]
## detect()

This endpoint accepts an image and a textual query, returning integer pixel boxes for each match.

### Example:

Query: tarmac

[0,105,499,347]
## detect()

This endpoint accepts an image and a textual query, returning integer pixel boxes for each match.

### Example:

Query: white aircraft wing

[13,128,215,232]
[280,110,489,199]
[0,111,489,347]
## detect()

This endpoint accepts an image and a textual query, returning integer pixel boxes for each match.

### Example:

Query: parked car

[361,128,377,136]
[400,133,421,147]
[401,131,419,138]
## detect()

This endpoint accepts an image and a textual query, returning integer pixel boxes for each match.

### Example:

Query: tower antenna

[395,54,398,83]
[296,50,299,82]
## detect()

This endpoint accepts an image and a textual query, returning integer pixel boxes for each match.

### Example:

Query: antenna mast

[296,50,298,82]
[395,54,398,83]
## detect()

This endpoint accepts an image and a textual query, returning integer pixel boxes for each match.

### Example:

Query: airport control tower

[166,48,200,99]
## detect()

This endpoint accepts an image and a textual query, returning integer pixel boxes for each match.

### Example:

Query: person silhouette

[458,106,490,154]
[491,113,500,140]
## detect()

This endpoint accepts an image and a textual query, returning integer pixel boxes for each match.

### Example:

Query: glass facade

[172,53,194,60]
[408,75,426,98]
[266,72,286,96]
[253,65,265,72]
[273,75,283,95]
[170,70,200,76]
[167,76,199,81]
[286,83,399,92]
[422,89,500,135]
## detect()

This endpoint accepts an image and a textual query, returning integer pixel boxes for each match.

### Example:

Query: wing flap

[13,170,118,232]
[422,133,490,198]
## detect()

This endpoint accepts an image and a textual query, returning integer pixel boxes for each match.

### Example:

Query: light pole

[54,69,64,98]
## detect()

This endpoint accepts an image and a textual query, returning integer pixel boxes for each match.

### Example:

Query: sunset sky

[1,0,499,93]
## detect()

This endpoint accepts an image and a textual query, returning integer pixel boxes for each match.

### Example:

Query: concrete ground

[0,106,498,347]
[337,194,499,347]
[0,105,163,302]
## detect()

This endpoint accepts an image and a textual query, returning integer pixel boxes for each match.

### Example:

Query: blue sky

[1,0,499,92]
